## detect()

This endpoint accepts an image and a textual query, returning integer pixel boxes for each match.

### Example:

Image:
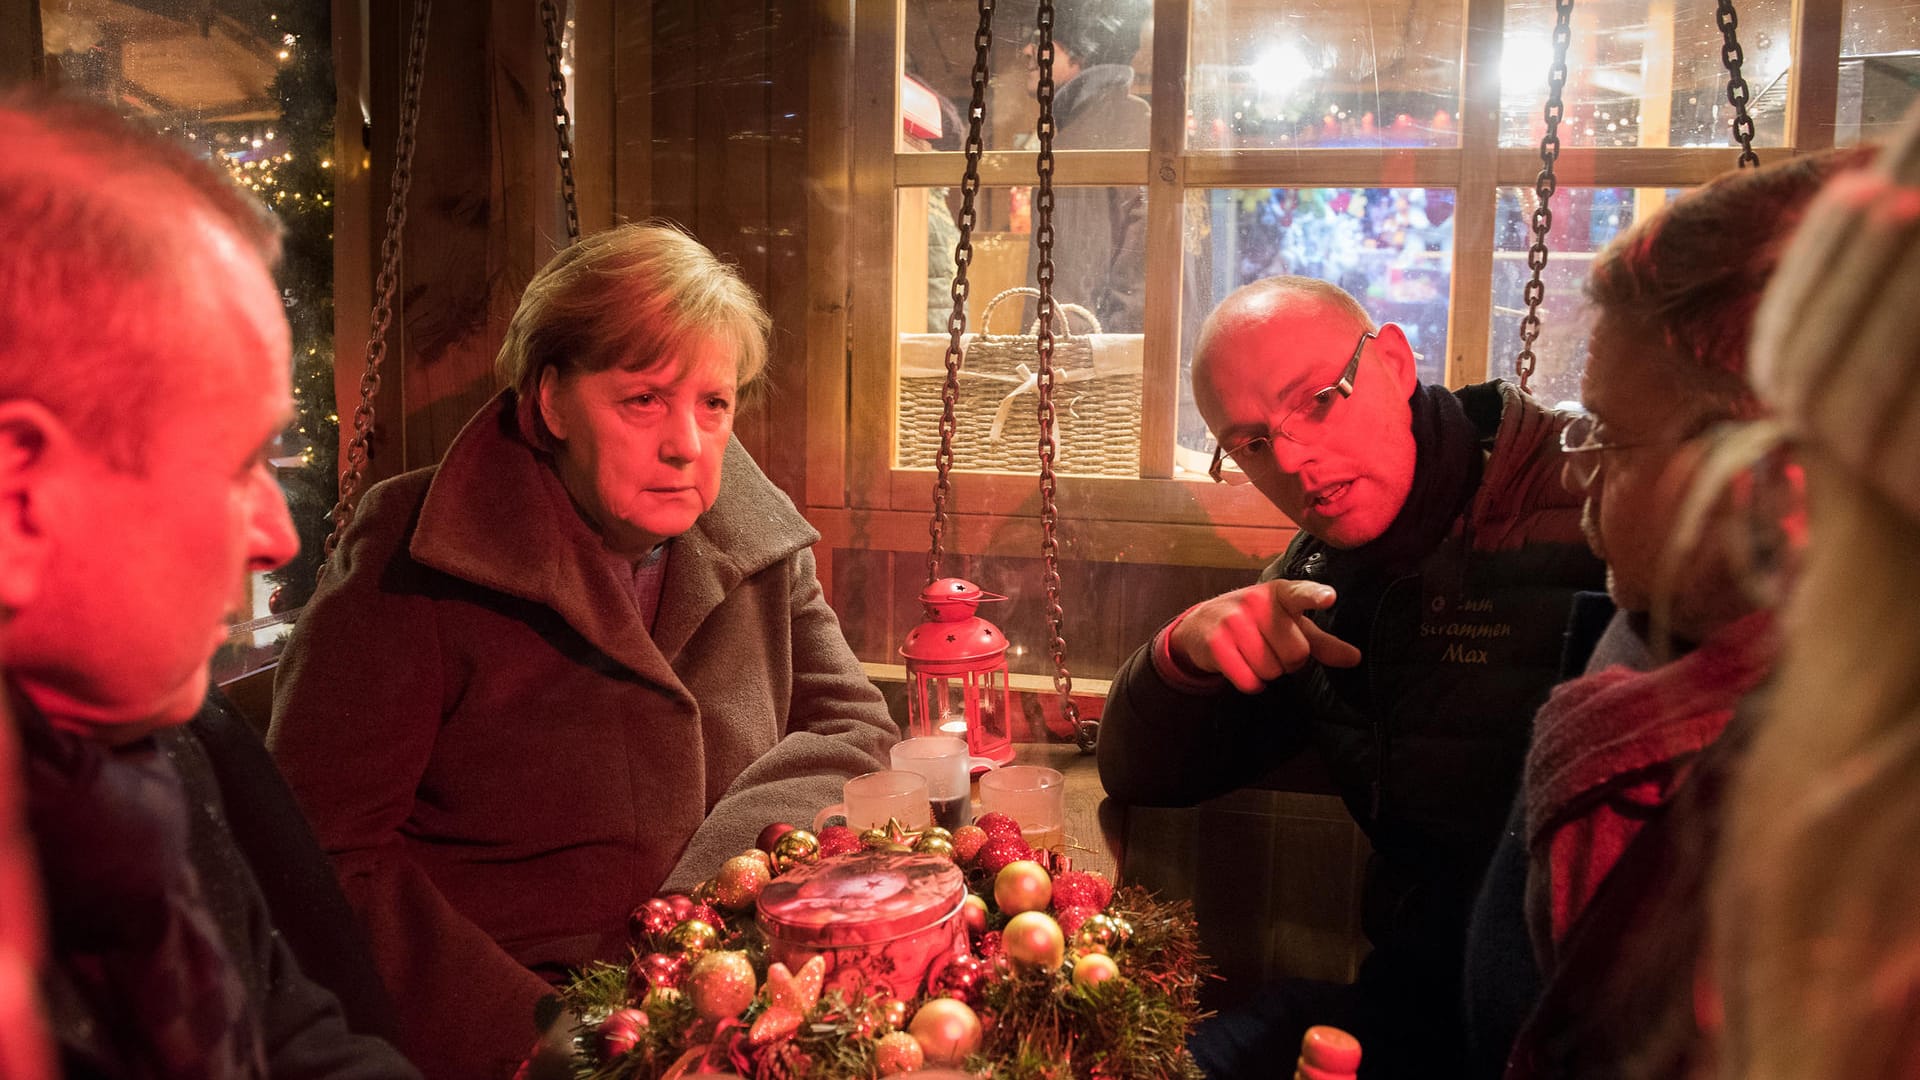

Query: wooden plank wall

[645,0,813,506]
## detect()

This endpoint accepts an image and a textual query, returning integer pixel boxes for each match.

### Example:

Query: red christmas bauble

[665,894,696,921]
[816,824,863,857]
[629,897,679,945]
[1050,869,1113,913]
[975,835,1034,875]
[974,812,1023,843]
[598,1007,649,1056]
[628,951,688,996]
[1055,904,1099,935]
[950,824,989,864]
[930,953,991,1006]
[757,821,797,852]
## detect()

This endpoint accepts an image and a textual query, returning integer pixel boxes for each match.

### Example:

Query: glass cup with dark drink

[891,735,972,830]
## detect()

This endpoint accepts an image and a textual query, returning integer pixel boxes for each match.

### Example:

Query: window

[834,0,1917,684]
[38,0,337,684]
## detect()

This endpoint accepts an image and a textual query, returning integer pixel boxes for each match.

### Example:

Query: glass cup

[976,765,1066,852]
[826,769,930,832]
[890,735,973,830]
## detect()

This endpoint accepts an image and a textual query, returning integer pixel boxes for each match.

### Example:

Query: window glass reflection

[1188,0,1464,149]
[903,0,1154,154]
[1499,0,1791,148]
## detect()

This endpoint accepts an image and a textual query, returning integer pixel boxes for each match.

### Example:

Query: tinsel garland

[554,820,1210,1080]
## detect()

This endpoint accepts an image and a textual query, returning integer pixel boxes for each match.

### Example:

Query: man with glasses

[1098,276,1602,1078]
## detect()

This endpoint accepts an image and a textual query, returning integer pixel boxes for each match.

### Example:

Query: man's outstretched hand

[1170,579,1363,694]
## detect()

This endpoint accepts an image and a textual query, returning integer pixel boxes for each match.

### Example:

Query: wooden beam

[1789,0,1844,151]
[0,0,38,87]
[1139,0,1190,478]
[884,468,1298,530]
[811,505,1292,569]
[611,0,652,218]
[1494,146,1754,186]
[572,0,616,233]
[846,0,898,509]
[805,0,853,510]
[1184,148,1462,188]
[895,149,1151,186]
[1449,0,1503,388]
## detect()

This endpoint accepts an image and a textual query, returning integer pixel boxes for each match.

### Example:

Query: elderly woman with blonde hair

[269,223,898,1079]
[1707,106,1920,1079]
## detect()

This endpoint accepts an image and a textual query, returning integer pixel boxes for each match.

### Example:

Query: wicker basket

[896,287,1142,478]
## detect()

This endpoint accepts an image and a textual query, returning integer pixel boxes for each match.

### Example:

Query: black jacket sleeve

[1095,629,1316,807]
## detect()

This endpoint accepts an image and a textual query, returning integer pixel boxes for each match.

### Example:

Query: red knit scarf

[1522,611,1776,968]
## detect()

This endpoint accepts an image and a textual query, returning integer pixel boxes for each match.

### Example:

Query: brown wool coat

[268,395,898,1080]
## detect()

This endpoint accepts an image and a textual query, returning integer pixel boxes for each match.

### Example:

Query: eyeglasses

[1559,411,1719,489]
[1209,329,1376,484]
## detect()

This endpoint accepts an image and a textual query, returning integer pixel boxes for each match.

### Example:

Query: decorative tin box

[755,850,969,998]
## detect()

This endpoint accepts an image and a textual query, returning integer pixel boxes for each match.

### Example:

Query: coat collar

[409,392,819,678]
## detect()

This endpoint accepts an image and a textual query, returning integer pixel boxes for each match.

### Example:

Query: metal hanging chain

[320,0,432,580]
[540,0,582,241]
[1716,0,1761,168]
[1031,0,1089,751]
[1513,0,1575,395]
[927,0,997,585]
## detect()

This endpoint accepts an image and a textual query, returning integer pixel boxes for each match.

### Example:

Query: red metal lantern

[900,578,1013,768]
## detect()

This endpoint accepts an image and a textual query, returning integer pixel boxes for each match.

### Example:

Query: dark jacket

[182,691,401,1044]
[268,394,897,1080]
[17,690,419,1080]
[1098,383,1602,1036]
[1024,63,1149,332]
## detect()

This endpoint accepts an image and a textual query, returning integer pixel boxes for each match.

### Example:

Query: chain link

[1715,0,1761,168]
[927,0,996,585]
[540,0,582,241]
[320,0,431,581]
[1513,0,1575,394]
[1031,0,1089,751]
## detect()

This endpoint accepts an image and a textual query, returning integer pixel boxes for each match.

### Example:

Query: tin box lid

[755,851,967,947]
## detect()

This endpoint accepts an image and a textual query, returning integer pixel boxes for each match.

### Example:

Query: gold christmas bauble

[858,827,892,849]
[909,997,983,1065]
[912,834,957,860]
[1072,950,1120,986]
[664,919,719,955]
[994,859,1053,914]
[686,950,758,1023]
[882,997,910,1031]
[874,1030,926,1075]
[1002,910,1066,973]
[713,854,773,910]
[920,826,954,844]
[772,829,821,874]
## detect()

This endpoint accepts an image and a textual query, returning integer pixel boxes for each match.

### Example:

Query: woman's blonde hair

[496,221,770,446]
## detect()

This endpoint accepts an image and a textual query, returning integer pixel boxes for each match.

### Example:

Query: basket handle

[976,286,1099,339]
[1025,302,1101,338]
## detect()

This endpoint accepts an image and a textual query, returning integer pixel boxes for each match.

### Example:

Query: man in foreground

[0,92,417,1077]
